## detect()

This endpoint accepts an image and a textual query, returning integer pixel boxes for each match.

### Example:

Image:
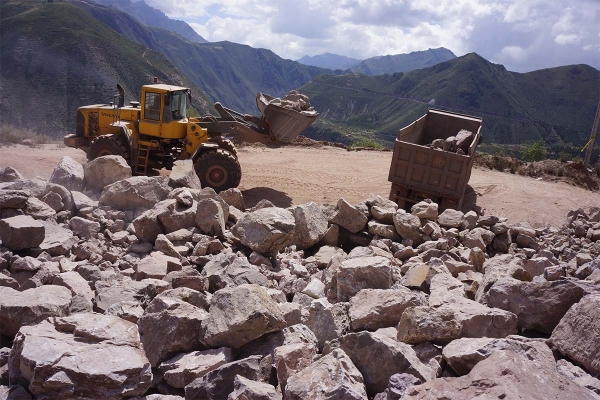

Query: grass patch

[0,125,52,146]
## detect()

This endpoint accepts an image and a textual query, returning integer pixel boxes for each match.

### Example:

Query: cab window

[144,92,161,121]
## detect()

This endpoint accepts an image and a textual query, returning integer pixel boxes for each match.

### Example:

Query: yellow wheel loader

[64,81,318,192]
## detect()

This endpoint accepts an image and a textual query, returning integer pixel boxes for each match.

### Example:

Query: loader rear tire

[87,134,130,163]
[194,149,241,192]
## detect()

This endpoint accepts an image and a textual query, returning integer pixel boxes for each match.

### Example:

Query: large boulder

[483,278,585,334]
[397,302,517,344]
[304,299,350,351]
[272,342,317,395]
[200,252,270,292]
[0,178,47,198]
[200,284,286,348]
[138,293,208,367]
[349,288,426,331]
[0,215,45,250]
[0,166,24,182]
[158,347,233,388]
[289,202,328,250]
[195,198,226,237]
[136,251,181,281]
[52,271,95,312]
[411,200,438,220]
[401,350,595,400]
[0,190,29,209]
[442,336,555,375]
[169,160,201,190]
[393,210,422,244]
[69,216,101,239]
[37,221,78,256]
[84,155,132,192]
[551,294,600,376]
[94,278,166,312]
[335,256,392,302]
[228,375,279,400]
[49,156,84,191]
[437,209,464,229]
[329,198,368,233]
[324,331,435,396]
[398,273,518,344]
[285,349,368,400]
[159,200,197,234]
[0,285,72,338]
[231,207,296,254]
[184,355,264,400]
[218,188,245,211]
[8,313,152,399]
[132,200,170,243]
[99,176,171,210]
[475,254,528,302]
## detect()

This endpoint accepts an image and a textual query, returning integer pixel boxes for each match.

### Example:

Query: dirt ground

[1,144,599,227]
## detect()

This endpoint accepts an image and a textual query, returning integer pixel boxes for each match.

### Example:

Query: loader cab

[139,84,190,139]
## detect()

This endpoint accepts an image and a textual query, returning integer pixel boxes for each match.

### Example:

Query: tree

[521,140,547,162]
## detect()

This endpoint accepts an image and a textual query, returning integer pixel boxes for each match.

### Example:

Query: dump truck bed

[257,93,318,142]
[388,109,482,210]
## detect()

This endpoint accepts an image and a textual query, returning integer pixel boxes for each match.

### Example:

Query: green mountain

[0,0,212,137]
[350,48,456,76]
[92,0,208,43]
[74,0,332,113]
[297,53,362,70]
[301,53,600,147]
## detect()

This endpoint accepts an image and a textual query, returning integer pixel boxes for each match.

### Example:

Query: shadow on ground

[242,187,293,209]
[461,185,482,214]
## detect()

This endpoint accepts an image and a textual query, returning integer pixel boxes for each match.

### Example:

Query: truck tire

[87,134,130,163]
[194,149,241,192]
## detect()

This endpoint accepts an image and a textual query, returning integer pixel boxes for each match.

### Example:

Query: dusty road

[1,144,598,227]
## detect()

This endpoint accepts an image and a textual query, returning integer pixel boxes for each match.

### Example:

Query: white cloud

[148,0,600,72]
[500,45,527,62]
[555,34,580,45]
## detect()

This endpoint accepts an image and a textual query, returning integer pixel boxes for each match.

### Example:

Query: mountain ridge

[91,0,208,43]
[301,53,599,146]
[297,53,362,70]
[351,47,457,75]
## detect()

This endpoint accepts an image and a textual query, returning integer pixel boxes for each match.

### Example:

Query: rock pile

[270,90,317,116]
[428,129,475,155]
[0,157,599,399]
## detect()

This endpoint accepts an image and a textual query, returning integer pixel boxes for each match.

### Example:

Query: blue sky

[144,0,600,72]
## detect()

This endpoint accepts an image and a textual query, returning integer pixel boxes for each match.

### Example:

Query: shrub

[491,150,509,171]
[351,137,385,150]
[0,125,51,146]
[521,140,547,162]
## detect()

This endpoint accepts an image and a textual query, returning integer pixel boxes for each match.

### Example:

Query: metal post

[584,102,600,167]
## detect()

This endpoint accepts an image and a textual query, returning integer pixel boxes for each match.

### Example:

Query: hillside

[74,0,332,113]
[301,53,600,147]
[0,0,212,137]
[351,48,456,75]
[92,0,208,43]
[297,53,362,70]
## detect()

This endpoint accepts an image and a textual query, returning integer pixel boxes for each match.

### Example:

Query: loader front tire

[212,138,238,159]
[87,134,130,163]
[194,149,241,192]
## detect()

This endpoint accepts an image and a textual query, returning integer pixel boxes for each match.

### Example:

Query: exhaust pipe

[116,83,125,108]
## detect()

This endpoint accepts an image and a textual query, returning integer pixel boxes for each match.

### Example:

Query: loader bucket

[256,93,318,142]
